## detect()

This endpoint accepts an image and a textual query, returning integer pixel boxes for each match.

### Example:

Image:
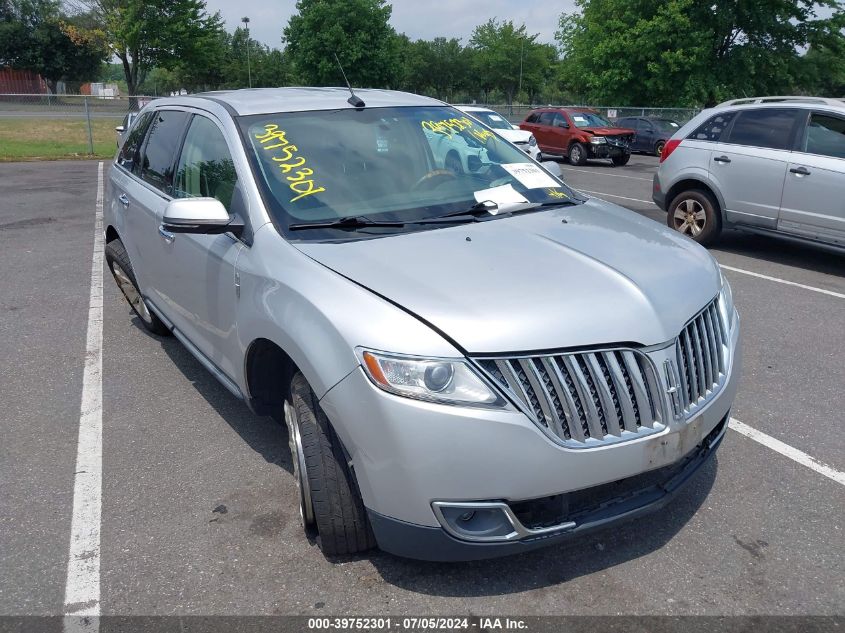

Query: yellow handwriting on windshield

[421,116,497,145]
[546,189,568,199]
[254,124,325,203]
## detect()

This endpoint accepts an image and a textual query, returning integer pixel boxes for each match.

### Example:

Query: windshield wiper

[288,216,408,231]
[288,214,482,232]
[439,198,579,220]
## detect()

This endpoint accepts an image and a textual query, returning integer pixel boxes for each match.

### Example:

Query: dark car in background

[521,108,635,166]
[615,116,681,157]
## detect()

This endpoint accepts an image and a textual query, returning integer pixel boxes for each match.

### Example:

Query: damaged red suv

[520,108,635,166]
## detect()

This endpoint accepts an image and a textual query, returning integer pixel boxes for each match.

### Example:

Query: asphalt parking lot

[1,157,843,622]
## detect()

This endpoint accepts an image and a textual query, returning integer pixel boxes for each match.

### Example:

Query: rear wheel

[611,153,631,166]
[105,238,170,335]
[568,142,587,166]
[285,372,376,557]
[667,189,722,246]
[654,140,666,157]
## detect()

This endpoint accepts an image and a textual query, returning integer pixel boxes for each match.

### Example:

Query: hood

[495,128,533,144]
[583,127,634,136]
[294,200,721,354]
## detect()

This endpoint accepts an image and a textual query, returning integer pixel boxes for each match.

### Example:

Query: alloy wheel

[672,198,707,237]
[284,401,316,529]
[570,145,582,163]
[111,262,152,325]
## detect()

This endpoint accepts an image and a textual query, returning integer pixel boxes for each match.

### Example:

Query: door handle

[713,156,731,164]
[118,193,130,206]
[789,166,811,176]
[158,225,175,244]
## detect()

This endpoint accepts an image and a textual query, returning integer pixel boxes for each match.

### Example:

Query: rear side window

[537,112,556,126]
[525,112,539,123]
[690,112,736,142]
[724,108,801,150]
[803,113,845,159]
[173,116,239,211]
[117,111,152,173]
[139,110,190,194]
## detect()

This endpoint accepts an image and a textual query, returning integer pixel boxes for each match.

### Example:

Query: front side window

[240,106,580,241]
[139,110,190,193]
[117,110,153,173]
[803,113,845,159]
[724,108,801,150]
[570,112,612,128]
[173,116,238,211]
[690,112,736,142]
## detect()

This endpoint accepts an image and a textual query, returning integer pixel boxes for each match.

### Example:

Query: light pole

[242,16,252,88]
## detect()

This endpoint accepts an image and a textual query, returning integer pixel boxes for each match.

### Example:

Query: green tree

[1,0,106,92]
[283,0,397,87]
[802,44,845,96]
[79,0,224,96]
[557,0,845,107]
[470,19,554,105]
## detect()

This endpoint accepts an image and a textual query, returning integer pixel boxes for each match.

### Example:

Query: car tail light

[660,139,682,163]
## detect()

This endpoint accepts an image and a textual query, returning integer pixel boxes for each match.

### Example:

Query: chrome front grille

[675,298,727,416]
[476,349,664,447]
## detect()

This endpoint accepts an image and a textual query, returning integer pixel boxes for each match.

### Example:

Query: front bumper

[319,315,740,560]
[589,143,629,159]
[369,413,727,561]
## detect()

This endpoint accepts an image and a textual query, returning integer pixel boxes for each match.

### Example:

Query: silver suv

[654,96,845,249]
[105,88,740,561]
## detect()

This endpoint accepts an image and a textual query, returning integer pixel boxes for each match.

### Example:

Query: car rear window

[724,108,802,150]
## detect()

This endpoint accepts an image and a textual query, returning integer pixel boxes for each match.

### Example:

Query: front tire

[667,189,722,246]
[105,238,170,335]
[612,153,631,166]
[568,142,587,166]
[285,372,376,557]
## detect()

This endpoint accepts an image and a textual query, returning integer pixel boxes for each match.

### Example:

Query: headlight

[528,135,537,146]
[357,349,506,407]
[591,136,607,144]
[718,269,735,328]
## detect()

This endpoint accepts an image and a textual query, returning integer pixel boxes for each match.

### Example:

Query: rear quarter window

[690,112,736,142]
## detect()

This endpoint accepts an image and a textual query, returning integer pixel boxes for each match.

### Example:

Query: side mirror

[115,125,125,133]
[556,121,569,129]
[161,198,243,236]
[540,160,562,177]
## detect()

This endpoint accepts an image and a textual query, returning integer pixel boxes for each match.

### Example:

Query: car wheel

[445,151,463,175]
[285,371,376,557]
[654,140,666,157]
[667,189,722,246]
[105,238,170,335]
[612,153,631,166]
[568,142,587,166]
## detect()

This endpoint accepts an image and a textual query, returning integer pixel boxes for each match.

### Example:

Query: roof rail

[717,96,845,107]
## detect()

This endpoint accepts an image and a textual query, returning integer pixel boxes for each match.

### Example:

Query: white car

[458,106,541,160]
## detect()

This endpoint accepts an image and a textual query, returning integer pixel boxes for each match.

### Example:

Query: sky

[203,0,579,49]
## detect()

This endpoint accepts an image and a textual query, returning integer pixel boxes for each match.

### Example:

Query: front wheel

[285,372,376,557]
[612,153,631,166]
[568,142,587,166]
[105,239,170,335]
[667,189,722,246]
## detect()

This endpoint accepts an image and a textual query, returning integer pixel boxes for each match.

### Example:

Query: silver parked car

[105,88,740,561]
[654,96,845,249]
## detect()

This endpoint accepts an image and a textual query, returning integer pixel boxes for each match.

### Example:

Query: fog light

[432,502,518,542]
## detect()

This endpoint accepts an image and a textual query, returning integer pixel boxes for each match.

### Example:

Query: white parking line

[64,162,104,633]
[720,265,845,300]
[561,166,652,182]
[729,418,845,486]
[580,189,657,205]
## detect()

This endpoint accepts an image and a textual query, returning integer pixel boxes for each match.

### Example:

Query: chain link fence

[0,94,157,159]
[464,104,702,125]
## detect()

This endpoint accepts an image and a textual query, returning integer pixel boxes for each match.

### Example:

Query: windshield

[240,106,578,240]
[570,112,613,128]
[468,110,514,131]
